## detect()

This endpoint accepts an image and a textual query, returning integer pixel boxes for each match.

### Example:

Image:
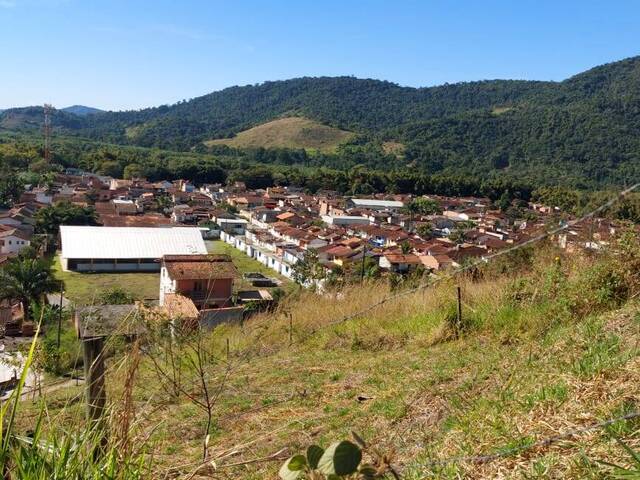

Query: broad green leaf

[318,440,362,476]
[279,456,304,480]
[306,444,324,469]
[288,454,308,471]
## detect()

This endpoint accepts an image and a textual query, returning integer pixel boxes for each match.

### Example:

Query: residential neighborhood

[0,167,629,336]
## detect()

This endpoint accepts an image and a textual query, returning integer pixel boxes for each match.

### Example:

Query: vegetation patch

[204,117,355,152]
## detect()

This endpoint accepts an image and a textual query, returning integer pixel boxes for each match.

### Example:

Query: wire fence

[320,182,640,330]
[417,410,640,469]
[165,181,640,475]
[10,182,639,476]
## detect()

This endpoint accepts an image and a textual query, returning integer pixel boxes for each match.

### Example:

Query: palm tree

[0,258,59,323]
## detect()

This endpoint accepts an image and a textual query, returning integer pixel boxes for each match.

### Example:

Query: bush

[99,287,137,305]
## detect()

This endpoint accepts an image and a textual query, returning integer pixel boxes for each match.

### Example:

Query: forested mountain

[1,55,640,187]
[0,77,551,147]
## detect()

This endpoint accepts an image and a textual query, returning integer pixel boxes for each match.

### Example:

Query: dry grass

[16,248,640,479]
[203,116,354,152]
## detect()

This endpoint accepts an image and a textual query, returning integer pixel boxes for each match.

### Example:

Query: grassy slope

[52,254,160,304]
[18,247,640,479]
[205,240,290,287]
[203,116,355,152]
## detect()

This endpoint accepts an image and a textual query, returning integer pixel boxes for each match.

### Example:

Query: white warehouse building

[60,226,207,272]
[347,198,404,210]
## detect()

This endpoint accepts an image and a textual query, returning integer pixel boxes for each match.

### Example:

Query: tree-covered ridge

[2,55,640,187]
[0,76,551,147]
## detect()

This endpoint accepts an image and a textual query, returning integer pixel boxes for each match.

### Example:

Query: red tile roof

[163,254,239,280]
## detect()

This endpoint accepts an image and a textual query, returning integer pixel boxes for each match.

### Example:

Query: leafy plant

[99,286,138,305]
[279,434,397,479]
[0,257,59,322]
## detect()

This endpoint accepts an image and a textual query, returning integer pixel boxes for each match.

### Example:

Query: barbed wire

[192,182,640,475]
[319,182,640,330]
[416,410,640,469]
[15,183,638,476]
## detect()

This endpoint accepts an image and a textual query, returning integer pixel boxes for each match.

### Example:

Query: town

[0,167,621,337]
[3,3,640,476]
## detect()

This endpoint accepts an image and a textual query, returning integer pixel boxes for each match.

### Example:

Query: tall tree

[0,168,23,208]
[0,258,59,322]
[35,201,98,235]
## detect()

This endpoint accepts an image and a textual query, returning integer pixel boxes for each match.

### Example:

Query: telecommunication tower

[43,103,53,163]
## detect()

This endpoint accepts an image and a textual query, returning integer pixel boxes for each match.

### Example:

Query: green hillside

[204,116,354,152]
[2,55,640,186]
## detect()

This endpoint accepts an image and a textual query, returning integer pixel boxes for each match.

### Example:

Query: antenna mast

[43,103,52,164]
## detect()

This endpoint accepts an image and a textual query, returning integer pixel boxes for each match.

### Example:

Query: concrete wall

[199,306,244,329]
[65,259,160,273]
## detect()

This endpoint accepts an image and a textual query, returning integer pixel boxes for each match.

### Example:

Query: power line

[318,182,640,331]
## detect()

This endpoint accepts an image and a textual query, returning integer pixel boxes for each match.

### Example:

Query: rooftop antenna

[43,103,52,164]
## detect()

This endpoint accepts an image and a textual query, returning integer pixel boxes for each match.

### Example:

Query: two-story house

[159,254,239,309]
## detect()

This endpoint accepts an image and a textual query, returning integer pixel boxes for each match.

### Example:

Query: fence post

[226,337,230,359]
[456,286,463,334]
[288,312,293,345]
[57,289,63,350]
[83,337,107,455]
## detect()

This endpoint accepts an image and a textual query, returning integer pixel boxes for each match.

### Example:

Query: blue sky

[1,0,639,111]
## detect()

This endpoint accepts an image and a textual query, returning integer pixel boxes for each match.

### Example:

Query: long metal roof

[350,198,404,208]
[60,226,207,259]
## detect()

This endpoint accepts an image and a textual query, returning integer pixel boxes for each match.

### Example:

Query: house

[275,211,306,226]
[228,196,264,209]
[251,208,281,225]
[321,215,371,227]
[379,253,422,273]
[112,199,139,216]
[161,293,200,329]
[419,254,457,271]
[0,227,31,254]
[110,179,133,190]
[1,301,25,336]
[216,217,248,235]
[322,244,362,266]
[159,254,239,309]
[99,213,172,228]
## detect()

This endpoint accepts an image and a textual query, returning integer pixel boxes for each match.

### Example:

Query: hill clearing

[204,116,354,152]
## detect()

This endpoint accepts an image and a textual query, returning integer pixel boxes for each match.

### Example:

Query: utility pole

[456,286,463,335]
[57,289,64,350]
[43,104,52,164]
[360,242,368,283]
